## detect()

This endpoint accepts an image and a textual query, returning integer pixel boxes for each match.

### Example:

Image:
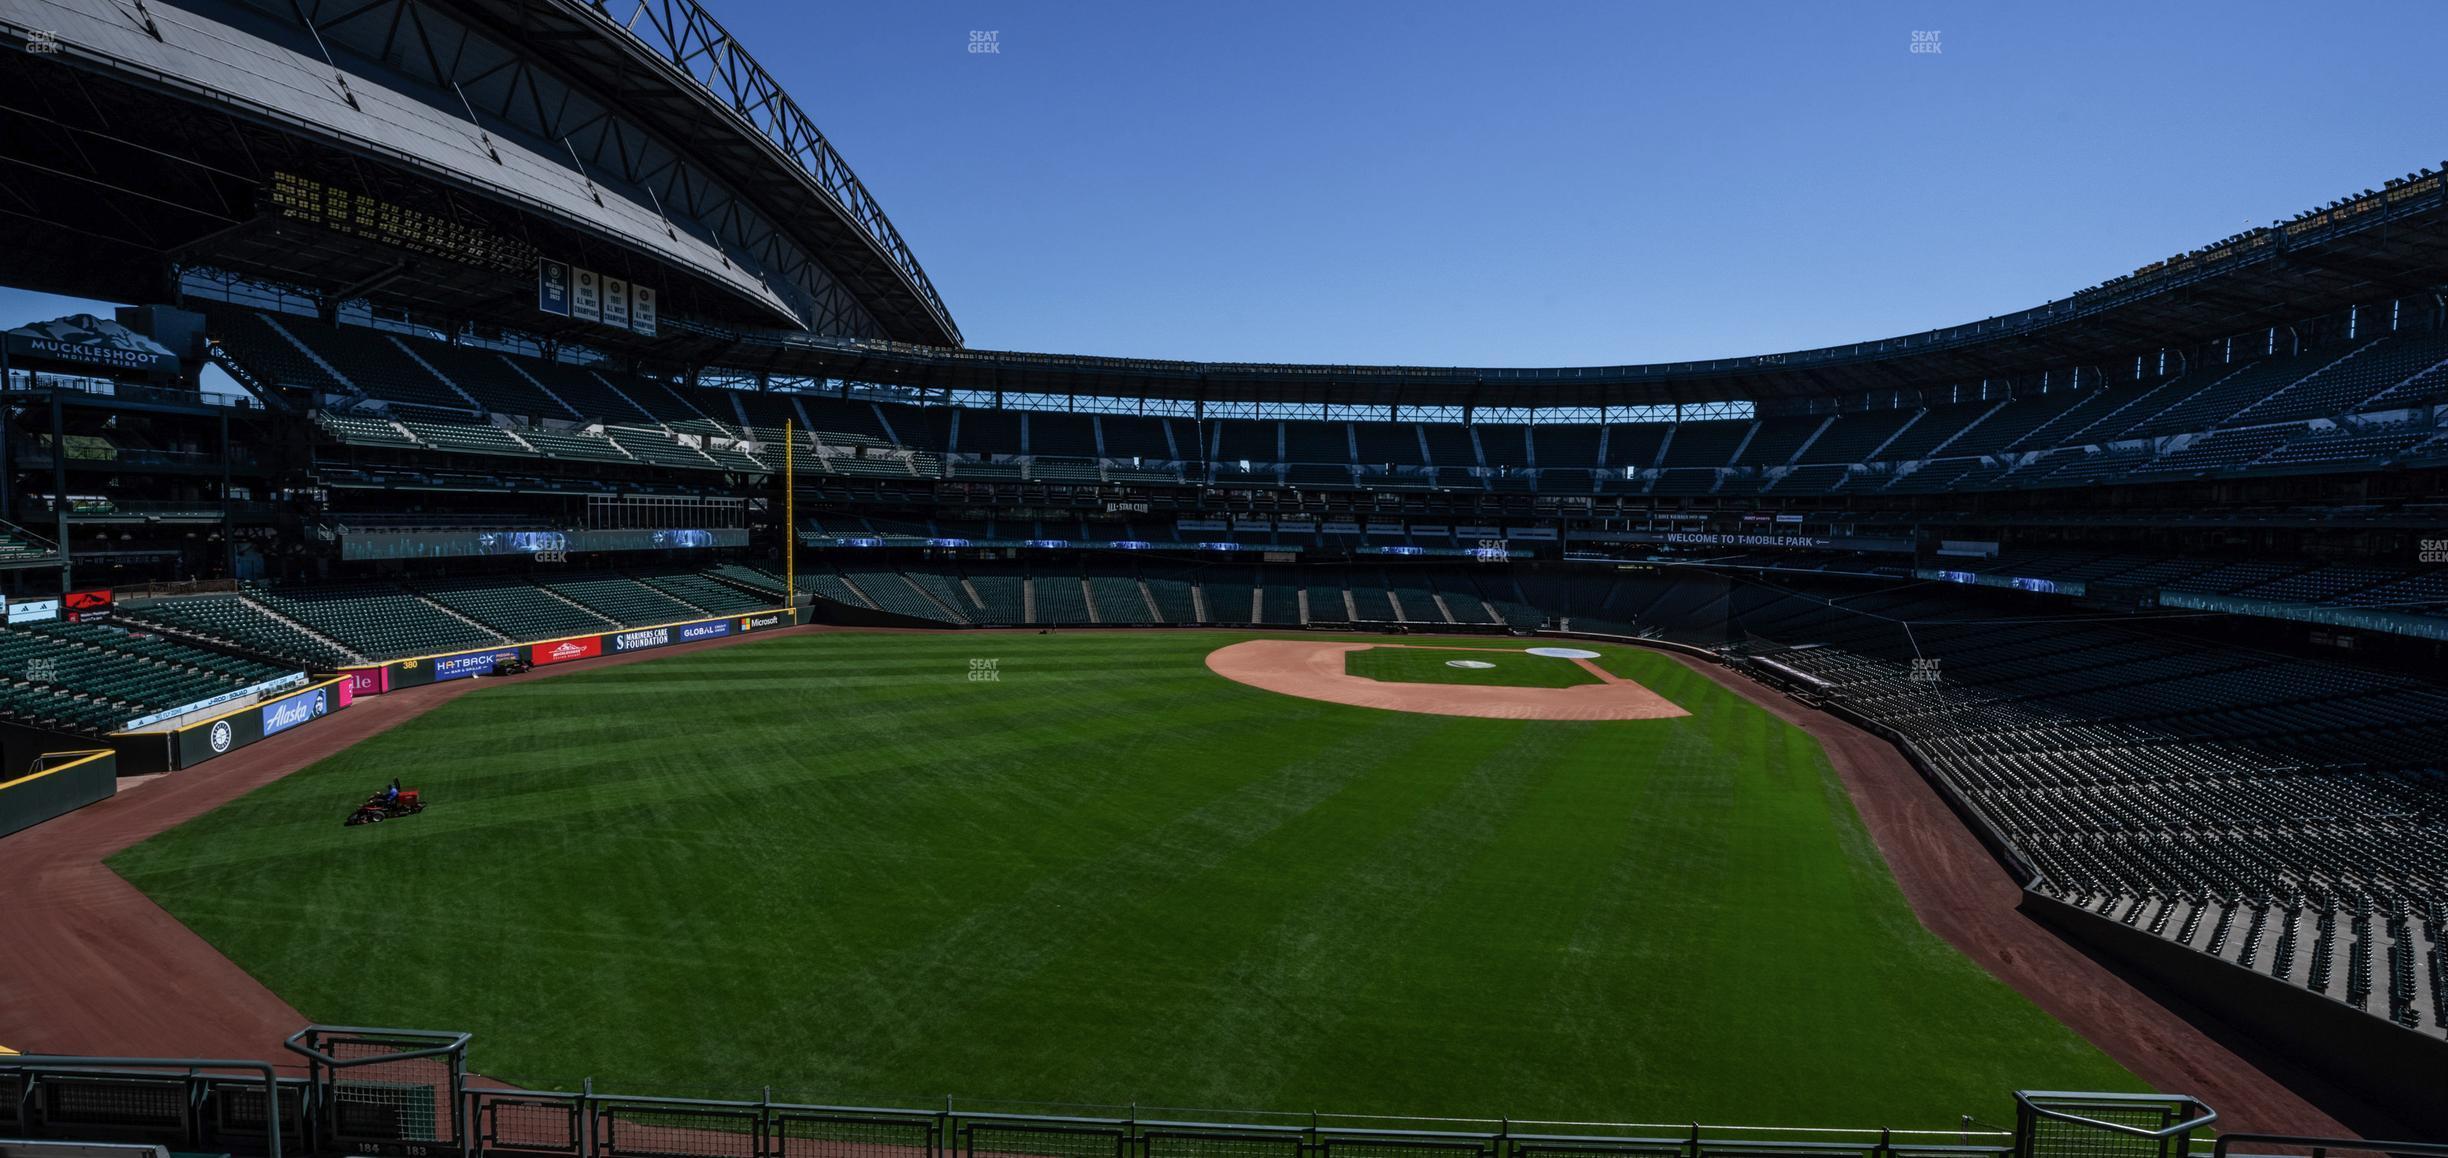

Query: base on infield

[1205,640,1691,720]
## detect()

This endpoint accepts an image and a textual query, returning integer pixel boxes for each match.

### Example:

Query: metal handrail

[280,1026,472,1068]
[2012,1093,2217,1141]
[2211,1135,2448,1158]
[0,1055,284,1158]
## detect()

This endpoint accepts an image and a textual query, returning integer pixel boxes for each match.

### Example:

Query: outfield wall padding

[345,608,800,694]
[0,748,116,839]
[103,678,354,774]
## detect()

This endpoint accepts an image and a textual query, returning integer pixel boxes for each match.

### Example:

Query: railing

[7,376,262,409]
[10,445,251,469]
[2210,1135,2448,1158]
[2011,1093,2214,1158]
[0,1029,2053,1158]
[113,577,244,600]
[26,498,276,517]
[0,1055,289,1158]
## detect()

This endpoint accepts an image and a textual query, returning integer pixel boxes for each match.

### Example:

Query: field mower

[344,779,425,826]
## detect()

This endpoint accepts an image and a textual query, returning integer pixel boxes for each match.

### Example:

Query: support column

[220,410,236,578]
[50,391,70,590]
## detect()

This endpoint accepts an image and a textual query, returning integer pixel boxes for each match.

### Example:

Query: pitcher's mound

[1206,640,1690,721]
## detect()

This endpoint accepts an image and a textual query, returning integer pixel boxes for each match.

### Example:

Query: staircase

[386,337,486,411]
[235,595,370,664]
[897,573,965,622]
[835,573,881,610]
[404,590,513,643]
[257,313,371,408]
[530,582,620,627]
[586,370,660,426]
[501,357,583,419]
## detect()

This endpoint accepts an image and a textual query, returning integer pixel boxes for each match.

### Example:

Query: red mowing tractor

[345,778,425,826]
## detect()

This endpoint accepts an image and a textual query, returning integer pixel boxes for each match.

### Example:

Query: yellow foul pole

[783,417,796,609]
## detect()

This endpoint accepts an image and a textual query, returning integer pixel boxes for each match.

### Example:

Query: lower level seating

[0,622,306,736]
[247,583,503,661]
[122,595,361,668]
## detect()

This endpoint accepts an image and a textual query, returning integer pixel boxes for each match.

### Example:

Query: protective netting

[1320,1139,1493,1158]
[481,1096,585,1154]
[40,1075,189,1133]
[778,1112,941,1158]
[325,1037,457,1145]
[1143,1131,1306,1158]
[2023,1103,2183,1158]
[597,1105,761,1158]
[964,1123,1128,1158]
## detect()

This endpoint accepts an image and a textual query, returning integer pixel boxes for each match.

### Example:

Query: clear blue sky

[6,1,2443,368]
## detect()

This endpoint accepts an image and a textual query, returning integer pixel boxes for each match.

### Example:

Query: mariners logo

[209,720,233,753]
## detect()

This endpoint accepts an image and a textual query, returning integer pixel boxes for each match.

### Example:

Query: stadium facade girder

[0,0,957,344]
[468,0,957,344]
[648,175,2448,413]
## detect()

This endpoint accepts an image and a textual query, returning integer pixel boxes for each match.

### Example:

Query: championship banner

[631,285,657,336]
[571,267,601,322]
[537,258,571,316]
[63,588,112,624]
[602,277,630,329]
[532,636,603,666]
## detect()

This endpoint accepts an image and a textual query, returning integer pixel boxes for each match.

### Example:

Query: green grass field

[113,631,2135,1125]
[1343,644,1602,688]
